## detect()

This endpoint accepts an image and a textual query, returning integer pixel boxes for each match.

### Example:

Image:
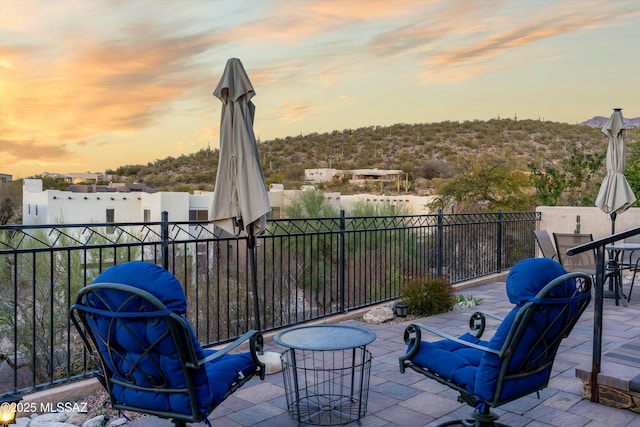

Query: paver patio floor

[128,279,640,427]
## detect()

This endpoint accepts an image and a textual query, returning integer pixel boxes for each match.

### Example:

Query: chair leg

[436,409,511,427]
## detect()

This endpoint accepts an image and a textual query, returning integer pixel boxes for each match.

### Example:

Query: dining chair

[618,235,640,301]
[552,233,596,274]
[554,232,626,305]
[533,230,558,260]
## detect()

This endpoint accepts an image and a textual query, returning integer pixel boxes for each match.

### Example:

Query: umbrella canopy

[210,58,271,237]
[595,108,636,231]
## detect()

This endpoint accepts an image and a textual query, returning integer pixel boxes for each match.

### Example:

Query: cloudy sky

[1,0,639,179]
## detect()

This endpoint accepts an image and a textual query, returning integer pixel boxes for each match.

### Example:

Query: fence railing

[0,210,539,397]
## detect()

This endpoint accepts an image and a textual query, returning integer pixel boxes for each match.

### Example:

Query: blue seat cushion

[110,349,256,415]
[409,333,486,393]
[88,262,257,417]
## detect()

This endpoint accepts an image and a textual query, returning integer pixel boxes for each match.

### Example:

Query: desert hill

[107,118,640,194]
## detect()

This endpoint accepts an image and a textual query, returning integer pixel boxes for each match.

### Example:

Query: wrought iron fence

[0,210,539,396]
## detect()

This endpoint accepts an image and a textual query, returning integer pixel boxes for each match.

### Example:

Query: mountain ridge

[581,116,640,128]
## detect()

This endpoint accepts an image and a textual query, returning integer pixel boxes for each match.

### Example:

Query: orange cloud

[0,23,220,174]
[420,2,640,82]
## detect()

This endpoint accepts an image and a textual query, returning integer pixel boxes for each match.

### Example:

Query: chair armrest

[409,322,502,354]
[400,321,502,373]
[198,330,266,380]
[468,311,503,339]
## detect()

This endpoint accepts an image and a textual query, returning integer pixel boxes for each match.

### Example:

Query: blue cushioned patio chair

[399,258,592,427]
[70,262,265,427]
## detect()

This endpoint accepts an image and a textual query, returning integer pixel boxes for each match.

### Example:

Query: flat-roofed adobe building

[349,169,403,185]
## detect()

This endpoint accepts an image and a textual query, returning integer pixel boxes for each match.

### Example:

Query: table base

[281,347,372,426]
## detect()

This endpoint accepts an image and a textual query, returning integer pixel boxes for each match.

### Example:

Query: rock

[30,422,76,427]
[66,412,90,425]
[14,418,31,427]
[81,415,106,427]
[29,412,69,425]
[363,306,395,323]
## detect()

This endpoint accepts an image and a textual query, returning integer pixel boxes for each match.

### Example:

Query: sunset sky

[1,0,639,179]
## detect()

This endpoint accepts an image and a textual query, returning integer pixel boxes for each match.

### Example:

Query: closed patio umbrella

[210,58,271,331]
[595,108,636,234]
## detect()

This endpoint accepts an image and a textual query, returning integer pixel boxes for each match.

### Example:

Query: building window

[189,209,208,221]
[144,209,151,222]
[106,208,115,233]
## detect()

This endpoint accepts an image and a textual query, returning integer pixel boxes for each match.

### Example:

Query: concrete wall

[536,206,640,239]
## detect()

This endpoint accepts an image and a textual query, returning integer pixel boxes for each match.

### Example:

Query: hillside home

[304,168,339,183]
[349,169,403,185]
[42,171,105,184]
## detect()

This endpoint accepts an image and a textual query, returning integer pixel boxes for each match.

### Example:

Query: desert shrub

[399,277,455,316]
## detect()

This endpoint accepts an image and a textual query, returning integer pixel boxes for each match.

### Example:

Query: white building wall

[22,179,50,225]
[140,192,190,222]
[22,180,197,225]
[536,206,640,240]
[189,192,214,212]
[25,191,143,224]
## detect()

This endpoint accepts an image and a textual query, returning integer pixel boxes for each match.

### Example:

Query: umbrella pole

[248,228,261,331]
[610,212,617,234]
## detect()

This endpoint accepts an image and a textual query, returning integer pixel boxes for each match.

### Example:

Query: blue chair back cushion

[88,262,256,417]
[410,258,575,403]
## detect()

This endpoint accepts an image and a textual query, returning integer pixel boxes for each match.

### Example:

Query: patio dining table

[605,241,640,306]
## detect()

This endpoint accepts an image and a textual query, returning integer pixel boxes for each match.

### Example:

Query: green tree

[283,189,338,218]
[527,166,568,206]
[528,148,605,206]
[0,179,22,224]
[0,197,14,225]
[438,156,531,212]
